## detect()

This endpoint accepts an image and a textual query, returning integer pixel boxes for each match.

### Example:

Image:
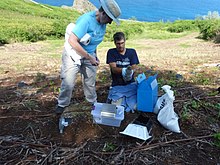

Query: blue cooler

[137,74,158,112]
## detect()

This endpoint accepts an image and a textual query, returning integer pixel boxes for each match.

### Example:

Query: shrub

[196,19,220,41]
[195,11,220,42]
[52,20,68,38]
[214,32,220,43]
[167,20,197,33]
[105,21,145,41]
[0,0,79,44]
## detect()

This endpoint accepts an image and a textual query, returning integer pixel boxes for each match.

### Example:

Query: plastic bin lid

[101,103,117,118]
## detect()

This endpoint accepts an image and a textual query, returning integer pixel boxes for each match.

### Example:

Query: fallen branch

[40,148,57,165]
[88,153,107,163]
[58,142,87,164]
[0,114,54,119]
[0,137,52,148]
[110,148,125,164]
[98,134,214,155]
[140,134,214,151]
[174,95,220,103]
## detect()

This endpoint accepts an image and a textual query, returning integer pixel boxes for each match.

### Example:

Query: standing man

[56,0,121,114]
[106,32,140,112]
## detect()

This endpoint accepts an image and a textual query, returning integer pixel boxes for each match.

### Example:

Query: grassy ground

[1,32,219,83]
[0,32,220,164]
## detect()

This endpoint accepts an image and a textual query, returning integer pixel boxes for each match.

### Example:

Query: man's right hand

[87,54,99,66]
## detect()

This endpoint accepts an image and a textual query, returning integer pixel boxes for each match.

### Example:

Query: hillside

[72,0,96,13]
[1,0,207,44]
[0,32,220,164]
[0,0,220,164]
[0,0,80,43]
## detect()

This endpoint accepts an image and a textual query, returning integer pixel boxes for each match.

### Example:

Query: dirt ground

[0,33,220,164]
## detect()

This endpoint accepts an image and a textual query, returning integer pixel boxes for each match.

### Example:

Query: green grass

[214,133,220,148]
[0,0,80,43]
[190,73,213,85]
[2,0,219,44]
[0,0,80,20]
[0,0,203,44]
[179,43,192,48]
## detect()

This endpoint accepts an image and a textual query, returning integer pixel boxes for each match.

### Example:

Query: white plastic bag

[154,85,181,133]
[64,23,81,64]
[64,23,91,65]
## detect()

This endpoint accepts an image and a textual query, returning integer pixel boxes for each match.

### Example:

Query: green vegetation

[189,72,214,85]
[167,20,198,33]
[214,133,220,148]
[35,72,46,82]
[181,100,220,122]
[102,142,117,152]
[195,11,220,42]
[196,19,220,41]
[181,103,192,121]
[0,0,80,43]
[1,0,220,44]
[23,99,39,110]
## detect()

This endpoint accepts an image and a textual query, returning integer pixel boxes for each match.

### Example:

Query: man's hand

[87,54,100,66]
[122,66,134,81]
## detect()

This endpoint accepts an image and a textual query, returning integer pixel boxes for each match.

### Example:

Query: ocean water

[34,0,220,22]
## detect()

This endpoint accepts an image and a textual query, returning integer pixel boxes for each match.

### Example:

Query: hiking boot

[55,106,65,114]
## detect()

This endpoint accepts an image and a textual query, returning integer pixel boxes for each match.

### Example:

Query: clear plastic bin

[91,103,124,127]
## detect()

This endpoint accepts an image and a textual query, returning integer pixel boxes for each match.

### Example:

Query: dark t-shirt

[106,48,139,86]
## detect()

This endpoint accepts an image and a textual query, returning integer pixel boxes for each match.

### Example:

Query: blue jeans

[57,49,97,107]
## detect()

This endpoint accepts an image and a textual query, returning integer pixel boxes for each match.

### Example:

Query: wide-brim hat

[100,0,121,25]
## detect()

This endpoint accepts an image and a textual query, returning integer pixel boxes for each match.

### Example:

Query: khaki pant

[57,49,97,107]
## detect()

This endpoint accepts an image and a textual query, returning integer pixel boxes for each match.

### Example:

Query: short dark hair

[113,32,125,42]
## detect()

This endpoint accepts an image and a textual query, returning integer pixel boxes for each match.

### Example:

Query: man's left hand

[122,66,134,81]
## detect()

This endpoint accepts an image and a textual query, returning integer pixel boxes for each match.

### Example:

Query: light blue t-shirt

[72,11,107,54]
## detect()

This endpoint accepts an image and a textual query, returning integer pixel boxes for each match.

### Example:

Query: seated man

[106,32,140,112]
